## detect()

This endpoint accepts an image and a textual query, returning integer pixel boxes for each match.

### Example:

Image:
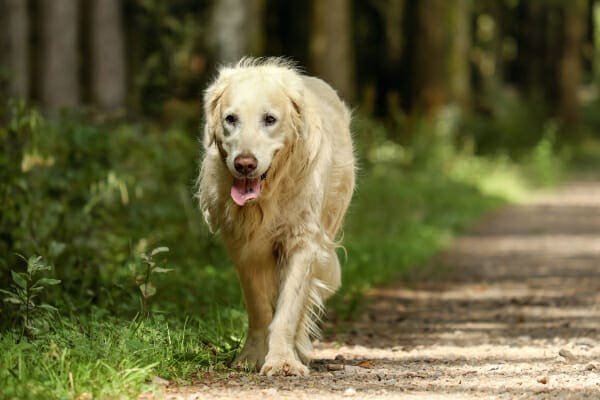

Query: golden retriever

[196,58,355,376]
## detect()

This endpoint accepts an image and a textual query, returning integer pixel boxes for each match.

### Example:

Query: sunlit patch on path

[158,181,600,399]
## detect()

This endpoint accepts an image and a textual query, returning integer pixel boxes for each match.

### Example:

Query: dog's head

[203,59,305,206]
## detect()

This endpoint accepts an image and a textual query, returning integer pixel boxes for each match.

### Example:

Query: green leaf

[150,246,169,256]
[0,288,16,296]
[38,303,58,312]
[3,297,23,305]
[37,278,62,286]
[139,282,156,298]
[152,267,174,274]
[27,255,50,273]
[11,271,27,289]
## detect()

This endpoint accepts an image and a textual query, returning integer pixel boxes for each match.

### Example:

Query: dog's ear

[202,70,231,149]
[285,80,322,165]
[285,83,310,140]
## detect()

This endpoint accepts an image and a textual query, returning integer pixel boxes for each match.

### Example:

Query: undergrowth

[0,100,571,399]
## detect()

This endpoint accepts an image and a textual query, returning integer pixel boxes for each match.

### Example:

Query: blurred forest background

[1,0,598,127]
[2,1,600,398]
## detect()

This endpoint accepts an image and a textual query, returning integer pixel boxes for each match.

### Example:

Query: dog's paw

[260,355,309,376]
[233,349,265,371]
[233,333,268,371]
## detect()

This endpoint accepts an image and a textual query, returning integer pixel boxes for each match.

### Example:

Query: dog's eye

[264,114,277,126]
[224,114,238,125]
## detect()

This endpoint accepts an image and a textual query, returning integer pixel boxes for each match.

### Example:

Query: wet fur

[196,58,355,376]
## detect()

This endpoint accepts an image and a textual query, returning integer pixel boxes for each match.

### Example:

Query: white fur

[196,58,355,376]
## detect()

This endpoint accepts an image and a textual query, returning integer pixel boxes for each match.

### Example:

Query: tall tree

[515,1,562,101]
[0,0,30,98]
[447,0,471,108]
[210,0,265,64]
[558,0,587,125]
[90,0,126,111]
[372,0,405,113]
[309,0,355,103]
[40,0,80,111]
[411,0,447,113]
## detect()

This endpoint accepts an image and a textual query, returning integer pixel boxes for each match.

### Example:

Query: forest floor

[151,180,600,399]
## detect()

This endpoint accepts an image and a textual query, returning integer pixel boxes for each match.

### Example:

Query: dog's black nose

[234,155,258,175]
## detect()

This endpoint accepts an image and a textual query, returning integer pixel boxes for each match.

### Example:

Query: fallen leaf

[357,360,375,369]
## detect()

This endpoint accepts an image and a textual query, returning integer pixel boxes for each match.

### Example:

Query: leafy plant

[132,246,174,318]
[0,255,61,338]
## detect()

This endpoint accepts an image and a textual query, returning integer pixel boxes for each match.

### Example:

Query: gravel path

[156,181,600,399]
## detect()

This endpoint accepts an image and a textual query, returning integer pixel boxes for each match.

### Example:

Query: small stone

[559,348,577,362]
[263,388,278,395]
[327,363,344,371]
[344,365,361,374]
[152,376,170,386]
[536,375,548,385]
[585,363,598,371]
[343,388,357,396]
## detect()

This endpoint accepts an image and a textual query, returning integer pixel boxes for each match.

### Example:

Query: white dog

[196,58,355,376]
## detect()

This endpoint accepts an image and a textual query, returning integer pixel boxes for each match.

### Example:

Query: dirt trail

[161,181,600,399]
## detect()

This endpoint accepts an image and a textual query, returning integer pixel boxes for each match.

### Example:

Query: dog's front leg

[235,260,278,371]
[260,246,315,376]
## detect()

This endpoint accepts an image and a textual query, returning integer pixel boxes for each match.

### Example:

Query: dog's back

[302,75,355,239]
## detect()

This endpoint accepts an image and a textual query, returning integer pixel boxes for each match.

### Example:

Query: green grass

[0,313,243,400]
[0,102,568,399]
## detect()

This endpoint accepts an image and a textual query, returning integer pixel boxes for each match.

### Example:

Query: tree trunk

[516,1,562,101]
[373,0,405,113]
[40,0,80,111]
[558,0,587,125]
[518,1,546,95]
[447,0,471,108]
[411,0,447,113]
[90,0,126,111]
[594,1,600,84]
[309,0,355,103]
[211,0,265,64]
[481,1,505,103]
[1,0,30,98]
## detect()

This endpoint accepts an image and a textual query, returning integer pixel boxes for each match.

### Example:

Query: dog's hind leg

[294,278,329,363]
[315,250,341,300]
[295,250,341,363]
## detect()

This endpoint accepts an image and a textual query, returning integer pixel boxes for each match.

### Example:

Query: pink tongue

[231,178,262,206]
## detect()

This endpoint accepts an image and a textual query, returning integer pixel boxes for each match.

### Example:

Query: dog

[196,58,355,376]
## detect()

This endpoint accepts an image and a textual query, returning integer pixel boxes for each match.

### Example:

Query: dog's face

[204,68,302,206]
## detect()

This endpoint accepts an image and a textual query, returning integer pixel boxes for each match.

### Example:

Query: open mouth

[230,172,268,206]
